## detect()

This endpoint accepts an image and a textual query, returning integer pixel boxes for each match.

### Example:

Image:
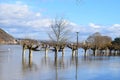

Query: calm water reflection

[0,45,120,80]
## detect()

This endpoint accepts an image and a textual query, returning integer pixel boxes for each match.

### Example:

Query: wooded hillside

[0,28,16,44]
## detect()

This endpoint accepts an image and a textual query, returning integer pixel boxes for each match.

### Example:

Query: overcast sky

[0,0,120,41]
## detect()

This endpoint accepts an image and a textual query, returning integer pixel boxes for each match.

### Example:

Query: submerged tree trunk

[54,47,59,57]
[29,49,32,69]
[72,49,76,56]
[115,50,118,56]
[29,49,32,62]
[54,51,58,67]
[22,49,26,58]
[106,48,110,56]
[22,45,26,58]
[95,49,98,56]
[92,49,96,56]
[45,48,49,57]
[84,49,87,56]
[62,48,65,57]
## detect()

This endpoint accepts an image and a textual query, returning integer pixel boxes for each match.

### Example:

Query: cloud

[87,23,120,40]
[0,2,52,39]
[89,23,101,28]
[106,24,120,35]
[69,22,120,40]
[113,24,120,27]
[26,19,51,28]
[0,2,50,28]
[0,2,120,41]
[0,3,30,19]
[36,13,41,17]
[107,24,120,38]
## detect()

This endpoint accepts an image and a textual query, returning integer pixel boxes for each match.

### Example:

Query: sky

[0,0,120,41]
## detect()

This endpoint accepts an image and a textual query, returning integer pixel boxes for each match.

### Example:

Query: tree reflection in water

[21,52,113,80]
[22,56,38,72]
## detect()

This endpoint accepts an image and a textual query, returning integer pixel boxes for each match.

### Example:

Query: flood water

[0,45,120,80]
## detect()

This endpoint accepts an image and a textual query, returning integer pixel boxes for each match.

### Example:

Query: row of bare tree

[20,18,120,57]
[48,18,120,56]
[81,32,120,56]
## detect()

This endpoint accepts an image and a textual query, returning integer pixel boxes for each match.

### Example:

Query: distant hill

[0,28,16,44]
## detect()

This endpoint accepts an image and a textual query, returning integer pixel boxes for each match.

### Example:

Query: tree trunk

[72,49,75,56]
[29,49,32,69]
[106,48,110,56]
[45,48,49,57]
[62,48,65,57]
[55,47,59,57]
[109,49,112,56]
[93,49,95,56]
[84,49,87,56]
[75,50,78,56]
[95,49,98,56]
[54,54,58,67]
[22,46,26,58]
[115,50,118,56]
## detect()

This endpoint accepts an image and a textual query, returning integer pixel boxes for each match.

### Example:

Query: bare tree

[86,32,101,56]
[81,41,90,56]
[48,18,71,56]
[86,32,112,56]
